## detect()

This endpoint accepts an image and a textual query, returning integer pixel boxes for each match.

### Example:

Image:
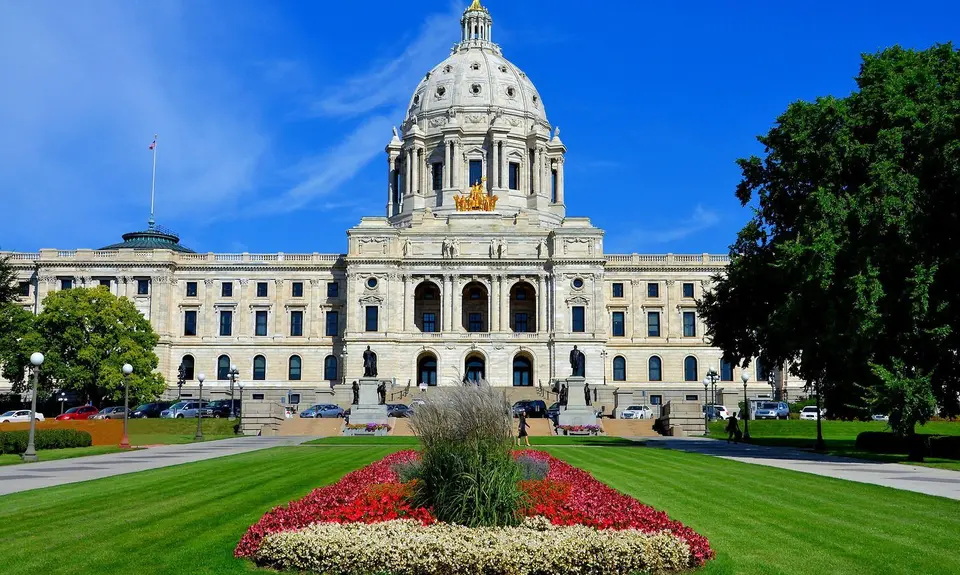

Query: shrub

[0,429,92,454]
[854,431,939,455]
[255,518,693,575]
[408,383,523,526]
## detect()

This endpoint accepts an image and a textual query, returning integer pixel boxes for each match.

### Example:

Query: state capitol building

[2,2,799,411]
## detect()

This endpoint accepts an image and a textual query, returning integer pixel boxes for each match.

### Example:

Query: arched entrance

[414,281,442,333]
[512,353,533,387]
[509,281,536,333]
[461,281,489,332]
[417,353,438,386]
[465,354,486,383]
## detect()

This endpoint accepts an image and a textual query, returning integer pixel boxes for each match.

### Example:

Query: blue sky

[1,0,957,255]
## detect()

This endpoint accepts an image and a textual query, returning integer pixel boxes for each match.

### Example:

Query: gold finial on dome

[466,0,484,11]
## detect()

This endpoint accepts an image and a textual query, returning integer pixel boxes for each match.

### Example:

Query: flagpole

[149,134,158,229]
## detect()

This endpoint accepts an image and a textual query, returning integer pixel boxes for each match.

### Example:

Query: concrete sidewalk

[645,437,960,500]
[0,436,311,496]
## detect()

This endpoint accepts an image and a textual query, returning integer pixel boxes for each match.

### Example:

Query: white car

[620,405,652,419]
[711,405,729,420]
[799,405,825,420]
[872,413,889,422]
[0,410,45,423]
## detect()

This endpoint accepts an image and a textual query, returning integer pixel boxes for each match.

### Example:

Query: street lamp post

[600,350,608,385]
[741,371,751,441]
[21,352,45,463]
[194,373,205,441]
[228,365,240,420]
[237,381,244,435]
[119,363,133,449]
[703,368,720,436]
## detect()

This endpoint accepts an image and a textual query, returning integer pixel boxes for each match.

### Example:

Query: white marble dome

[404,2,548,128]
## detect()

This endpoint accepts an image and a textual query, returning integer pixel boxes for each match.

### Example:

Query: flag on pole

[149,138,156,150]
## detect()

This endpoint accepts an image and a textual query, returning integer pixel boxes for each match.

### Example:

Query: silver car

[92,406,126,420]
[161,401,212,418]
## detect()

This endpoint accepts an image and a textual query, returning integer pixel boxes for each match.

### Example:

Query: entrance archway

[417,353,438,386]
[509,281,537,333]
[512,353,533,387]
[465,354,486,383]
[461,281,489,332]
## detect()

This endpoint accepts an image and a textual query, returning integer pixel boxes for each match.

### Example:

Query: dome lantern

[461,1,493,47]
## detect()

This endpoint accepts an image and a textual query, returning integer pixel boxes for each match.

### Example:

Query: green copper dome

[99,225,195,253]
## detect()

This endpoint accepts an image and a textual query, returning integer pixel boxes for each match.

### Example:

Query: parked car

[206,399,241,418]
[546,402,561,423]
[56,405,99,420]
[512,400,547,418]
[410,398,426,407]
[621,405,653,420]
[92,406,126,420]
[300,404,345,418]
[130,402,172,418]
[160,402,210,418]
[754,401,790,420]
[872,413,890,422]
[799,405,825,420]
[0,410,45,424]
[702,405,728,420]
[387,404,414,418]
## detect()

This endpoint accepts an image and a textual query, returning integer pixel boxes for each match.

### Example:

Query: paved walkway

[644,437,960,500]
[0,436,310,496]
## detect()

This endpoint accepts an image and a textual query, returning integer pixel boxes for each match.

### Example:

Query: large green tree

[700,44,960,446]
[35,287,165,405]
[0,304,45,393]
[0,256,20,306]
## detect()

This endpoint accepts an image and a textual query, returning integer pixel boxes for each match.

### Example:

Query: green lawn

[127,417,240,445]
[304,435,639,447]
[0,445,131,466]
[1,445,957,574]
[707,419,960,470]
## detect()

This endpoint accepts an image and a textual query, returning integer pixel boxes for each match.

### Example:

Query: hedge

[929,436,960,460]
[855,431,960,461]
[0,429,93,454]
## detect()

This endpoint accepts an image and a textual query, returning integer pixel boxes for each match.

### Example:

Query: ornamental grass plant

[408,381,523,526]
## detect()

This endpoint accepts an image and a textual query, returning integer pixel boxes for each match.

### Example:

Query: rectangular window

[137,279,149,295]
[99,279,111,288]
[256,282,268,297]
[683,282,695,298]
[326,311,339,336]
[290,311,303,337]
[612,311,625,337]
[683,311,696,337]
[551,170,558,203]
[255,310,268,336]
[650,395,662,406]
[647,312,661,337]
[647,282,659,298]
[612,283,624,298]
[365,306,379,332]
[685,394,699,402]
[327,282,339,298]
[186,281,198,297]
[252,393,265,401]
[219,310,233,336]
[288,393,301,406]
[572,306,585,333]
[432,163,443,191]
[468,312,482,333]
[18,282,30,297]
[221,282,233,298]
[292,282,304,298]
[515,313,528,333]
[469,159,483,187]
[60,278,73,290]
[184,311,197,336]
[509,162,520,190]
[423,312,436,333]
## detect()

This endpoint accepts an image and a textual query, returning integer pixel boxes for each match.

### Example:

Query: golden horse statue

[454,178,499,212]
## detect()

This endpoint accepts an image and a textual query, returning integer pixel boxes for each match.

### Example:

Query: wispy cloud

[613,204,721,250]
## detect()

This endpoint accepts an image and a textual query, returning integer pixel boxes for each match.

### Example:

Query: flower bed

[343,422,391,436]
[237,450,713,573]
[557,424,602,436]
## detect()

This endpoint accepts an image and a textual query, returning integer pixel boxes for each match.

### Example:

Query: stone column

[404,275,415,332]
[533,148,541,194]
[238,279,250,335]
[500,276,510,332]
[405,150,412,196]
[412,149,420,195]
[537,275,547,333]
[557,157,565,203]
[489,276,499,333]
[203,279,215,338]
[386,155,396,216]
[309,279,321,338]
[451,275,462,332]
[444,140,452,188]
[118,276,129,299]
[665,280,676,340]
[631,279,642,342]
[442,274,453,332]
[274,279,284,335]
[491,138,499,191]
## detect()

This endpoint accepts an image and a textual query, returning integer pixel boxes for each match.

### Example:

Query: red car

[56,406,99,420]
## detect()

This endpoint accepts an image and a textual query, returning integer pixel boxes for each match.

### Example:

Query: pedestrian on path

[726,414,741,443]
[516,411,531,447]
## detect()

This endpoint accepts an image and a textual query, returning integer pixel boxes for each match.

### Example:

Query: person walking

[725,414,741,444]
[516,410,531,447]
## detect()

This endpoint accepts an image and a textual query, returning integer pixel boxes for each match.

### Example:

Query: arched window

[512,355,533,387]
[465,355,485,382]
[720,358,734,382]
[217,355,230,380]
[181,355,195,381]
[253,355,266,381]
[613,356,626,381]
[324,355,338,381]
[288,356,302,381]
[648,357,662,382]
[684,356,698,382]
[418,354,438,386]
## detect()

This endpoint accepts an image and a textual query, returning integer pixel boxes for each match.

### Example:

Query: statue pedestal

[346,378,389,430]
[558,377,600,428]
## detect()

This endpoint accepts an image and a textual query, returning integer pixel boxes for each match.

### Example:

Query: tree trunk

[814,380,826,452]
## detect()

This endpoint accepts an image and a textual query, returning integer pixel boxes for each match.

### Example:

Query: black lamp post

[741,371,751,441]
[237,381,244,434]
[194,373,205,441]
[228,365,240,419]
[703,368,719,435]
[21,352,45,463]
[120,363,133,449]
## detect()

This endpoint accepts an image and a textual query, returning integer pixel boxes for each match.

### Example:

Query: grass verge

[0,445,132,466]
[127,418,239,445]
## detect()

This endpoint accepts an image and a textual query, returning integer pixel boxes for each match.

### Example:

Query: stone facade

[0,2,803,410]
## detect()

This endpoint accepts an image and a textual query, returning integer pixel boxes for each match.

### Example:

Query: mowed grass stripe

[0,446,396,575]
[547,447,960,575]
